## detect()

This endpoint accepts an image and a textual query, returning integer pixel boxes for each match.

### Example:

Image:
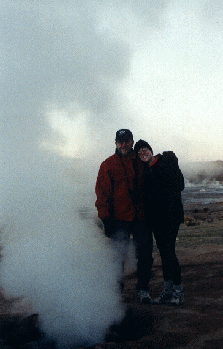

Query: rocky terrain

[0,202,223,348]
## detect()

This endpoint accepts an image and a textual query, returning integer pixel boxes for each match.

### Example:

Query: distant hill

[181,160,223,183]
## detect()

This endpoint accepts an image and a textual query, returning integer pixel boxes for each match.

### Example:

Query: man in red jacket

[95,129,153,303]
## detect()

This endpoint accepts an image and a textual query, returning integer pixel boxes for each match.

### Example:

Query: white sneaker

[169,291,184,306]
[138,290,152,304]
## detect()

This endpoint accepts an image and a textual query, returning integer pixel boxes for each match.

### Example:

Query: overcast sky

[1,0,223,163]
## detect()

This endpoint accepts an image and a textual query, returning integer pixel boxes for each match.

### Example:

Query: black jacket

[143,152,184,229]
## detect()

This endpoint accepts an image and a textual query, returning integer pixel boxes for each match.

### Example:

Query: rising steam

[0,148,126,348]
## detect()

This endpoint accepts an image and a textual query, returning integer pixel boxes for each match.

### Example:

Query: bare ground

[0,202,223,348]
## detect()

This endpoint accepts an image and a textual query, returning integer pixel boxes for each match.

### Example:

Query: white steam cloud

[1,3,140,346]
[0,148,126,347]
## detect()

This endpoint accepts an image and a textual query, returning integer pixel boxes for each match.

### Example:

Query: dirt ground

[92,203,223,349]
[0,202,223,348]
[97,243,223,349]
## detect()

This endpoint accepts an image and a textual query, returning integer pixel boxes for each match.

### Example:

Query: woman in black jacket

[134,140,185,305]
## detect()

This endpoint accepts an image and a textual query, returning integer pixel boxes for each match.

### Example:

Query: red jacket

[95,151,137,221]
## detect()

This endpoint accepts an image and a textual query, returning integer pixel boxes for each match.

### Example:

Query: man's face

[138,147,153,162]
[115,139,134,156]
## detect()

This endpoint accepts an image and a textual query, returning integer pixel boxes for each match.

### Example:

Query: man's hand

[102,219,115,238]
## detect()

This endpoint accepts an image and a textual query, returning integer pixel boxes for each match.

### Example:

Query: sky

[1,0,223,165]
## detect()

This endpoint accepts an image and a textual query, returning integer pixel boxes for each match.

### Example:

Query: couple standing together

[95,129,185,306]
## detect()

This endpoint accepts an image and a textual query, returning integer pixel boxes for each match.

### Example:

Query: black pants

[153,224,182,285]
[111,220,154,291]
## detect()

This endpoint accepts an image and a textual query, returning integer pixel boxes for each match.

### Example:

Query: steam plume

[0,147,126,347]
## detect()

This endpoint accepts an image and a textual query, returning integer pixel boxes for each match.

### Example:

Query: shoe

[138,290,152,304]
[153,290,172,305]
[169,291,184,306]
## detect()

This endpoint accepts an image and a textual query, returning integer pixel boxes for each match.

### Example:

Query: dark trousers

[112,220,153,291]
[153,224,182,285]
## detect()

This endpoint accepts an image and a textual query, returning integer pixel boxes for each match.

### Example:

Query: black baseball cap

[115,129,133,142]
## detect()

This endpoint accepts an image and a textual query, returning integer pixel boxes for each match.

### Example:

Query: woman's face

[138,147,153,162]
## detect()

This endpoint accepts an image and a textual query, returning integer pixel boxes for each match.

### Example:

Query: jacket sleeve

[162,151,185,194]
[95,161,113,220]
[161,152,185,224]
